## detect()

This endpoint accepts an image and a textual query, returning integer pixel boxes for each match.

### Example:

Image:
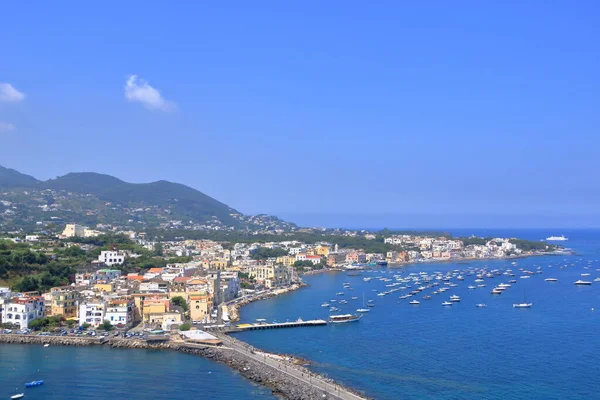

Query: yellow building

[276,255,296,267]
[94,283,114,293]
[47,287,78,318]
[189,292,213,322]
[316,245,330,256]
[209,259,229,270]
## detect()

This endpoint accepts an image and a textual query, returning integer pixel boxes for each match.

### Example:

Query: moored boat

[574,280,592,285]
[329,314,362,323]
[25,380,44,388]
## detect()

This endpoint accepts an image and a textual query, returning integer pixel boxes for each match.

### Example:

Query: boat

[409,300,420,305]
[11,394,24,399]
[545,235,568,241]
[544,278,558,282]
[351,296,359,300]
[336,292,344,296]
[321,303,330,307]
[356,308,370,313]
[594,278,600,282]
[43,344,50,348]
[513,290,532,308]
[449,295,461,302]
[476,303,487,308]
[491,289,502,295]
[422,295,432,300]
[25,380,44,388]
[441,301,453,306]
[467,285,476,289]
[329,314,362,323]
[574,280,592,285]
[376,261,388,267]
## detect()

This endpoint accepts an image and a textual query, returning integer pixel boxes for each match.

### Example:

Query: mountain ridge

[0,165,274,230]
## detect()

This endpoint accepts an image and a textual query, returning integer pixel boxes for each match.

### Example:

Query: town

[0,223,557,333]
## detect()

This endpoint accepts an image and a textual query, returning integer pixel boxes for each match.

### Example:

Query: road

[218,335,367,400]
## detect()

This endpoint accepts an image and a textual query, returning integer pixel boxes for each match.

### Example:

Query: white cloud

[0,83,25,103]
[124,75,176,112]
[0,122,16,133]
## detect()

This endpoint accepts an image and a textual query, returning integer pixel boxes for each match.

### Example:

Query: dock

[205,319,327,333]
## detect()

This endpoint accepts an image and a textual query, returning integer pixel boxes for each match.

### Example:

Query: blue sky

[1,2,599,228]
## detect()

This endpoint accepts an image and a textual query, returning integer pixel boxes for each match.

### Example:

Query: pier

[205,319,328,333]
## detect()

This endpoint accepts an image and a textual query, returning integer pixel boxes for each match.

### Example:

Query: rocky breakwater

[228,283,306,322]
[0,333,104,346]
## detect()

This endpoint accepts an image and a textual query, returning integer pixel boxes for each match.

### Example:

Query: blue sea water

[235,229,600,399]
[2,229,599,399]
[0,345,274,399]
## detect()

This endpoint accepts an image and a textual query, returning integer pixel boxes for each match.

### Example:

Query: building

[189,292,213,323]
[327,252,346,266]
[105,298,134,328]
[2,296,46,329]
[47,287,78,318]
[249,265,292,288]
[78,301,106,327]
[98,251,125,266]
[62,224,101,238]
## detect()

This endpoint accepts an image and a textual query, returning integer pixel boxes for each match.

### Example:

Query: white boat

[356,308,370,313]
[546,235,568,241]
[574,280,592,285]
[581,273,591,276]
[11,394,24,400]
[476,303,487,308]
[43,344,50,348]
[351,296,359,300]
[336,292,344,296]
[409,300,420,305]
[321,303,330,307]
[513,303,533,308]
[594,278,600,282]
[329,314,362,323]
[467,285,476,289]
[441,301,453,306]
[544,278,558,282]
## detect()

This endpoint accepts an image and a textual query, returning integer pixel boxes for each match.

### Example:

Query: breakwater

[0,334,367,400]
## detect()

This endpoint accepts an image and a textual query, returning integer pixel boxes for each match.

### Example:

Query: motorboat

[422,295,432,300]
[25,380,44,388]
[11,394,24,399]
[329,314,362,323]
[574,280,592,285]
[321,303,330,307]
[409,300,420,305]
[513,303,533,308]
[356,308,370,313]
[441,301,453,306]
[476,303,487,308]
[544,278,558,282]
[467,285,476,289]
[491,289,502,295]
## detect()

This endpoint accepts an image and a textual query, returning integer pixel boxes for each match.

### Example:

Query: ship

[545,235,568,241]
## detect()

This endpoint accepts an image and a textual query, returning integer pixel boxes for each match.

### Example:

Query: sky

[1,2,599,228]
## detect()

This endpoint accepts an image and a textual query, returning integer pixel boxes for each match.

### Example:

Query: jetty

[206,319,327,333]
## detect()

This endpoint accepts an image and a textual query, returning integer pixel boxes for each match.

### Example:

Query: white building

[105,299,133,328]
[62,224,101,238]
[98,251,125,266]
[2,297,45,329]
[78,301,106,327]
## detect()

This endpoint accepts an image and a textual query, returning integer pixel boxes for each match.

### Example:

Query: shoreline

[227,282,307,323]
[0,333,368,400]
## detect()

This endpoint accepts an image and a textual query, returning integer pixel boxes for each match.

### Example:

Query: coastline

[0,333,368,400]
[227,282,307,323]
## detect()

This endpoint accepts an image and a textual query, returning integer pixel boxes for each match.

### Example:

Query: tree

[179,322,191,331]
[81,322,91,329]
[100,320,114,331]
[171,296,188,312]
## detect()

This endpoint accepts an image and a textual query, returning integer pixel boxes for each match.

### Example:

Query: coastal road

[218,335,367,400]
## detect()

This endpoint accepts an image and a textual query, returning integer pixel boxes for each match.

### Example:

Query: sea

[2,228,600,399]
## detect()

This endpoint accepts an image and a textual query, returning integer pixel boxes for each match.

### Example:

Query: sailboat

[356,293,370,313]
[513,290,532,308]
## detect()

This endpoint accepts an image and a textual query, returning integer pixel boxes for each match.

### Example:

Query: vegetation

[171,296,188,312]
[179,322,191,331]
[100,320,114,331]
[28,315,65,330]
[509,239,554,251]
[251,247,288,260]
[81,322,91,329]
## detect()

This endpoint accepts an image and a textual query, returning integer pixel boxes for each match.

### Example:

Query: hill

[0,166,40,188]
[0,166,294,232]
[41,172,238,225]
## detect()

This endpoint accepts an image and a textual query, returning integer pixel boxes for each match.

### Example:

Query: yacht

[11,394,24,400]
[329,314,362,324]
[351,296,359,300]
[467,285,476,289]
[356,307,370,313]
[491,288,503,295]
[574,280,592,285]
[476,303,487,308]
[321,302,330,307]
[422,295,432,300]
[581,273,591,277]
[449,295,461,302]
[409,300,420,305]
[594,278,600,282]
[546,235,568,241]
[441,301,453,306]
[544,278,558,282]
[336,292,344,296]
